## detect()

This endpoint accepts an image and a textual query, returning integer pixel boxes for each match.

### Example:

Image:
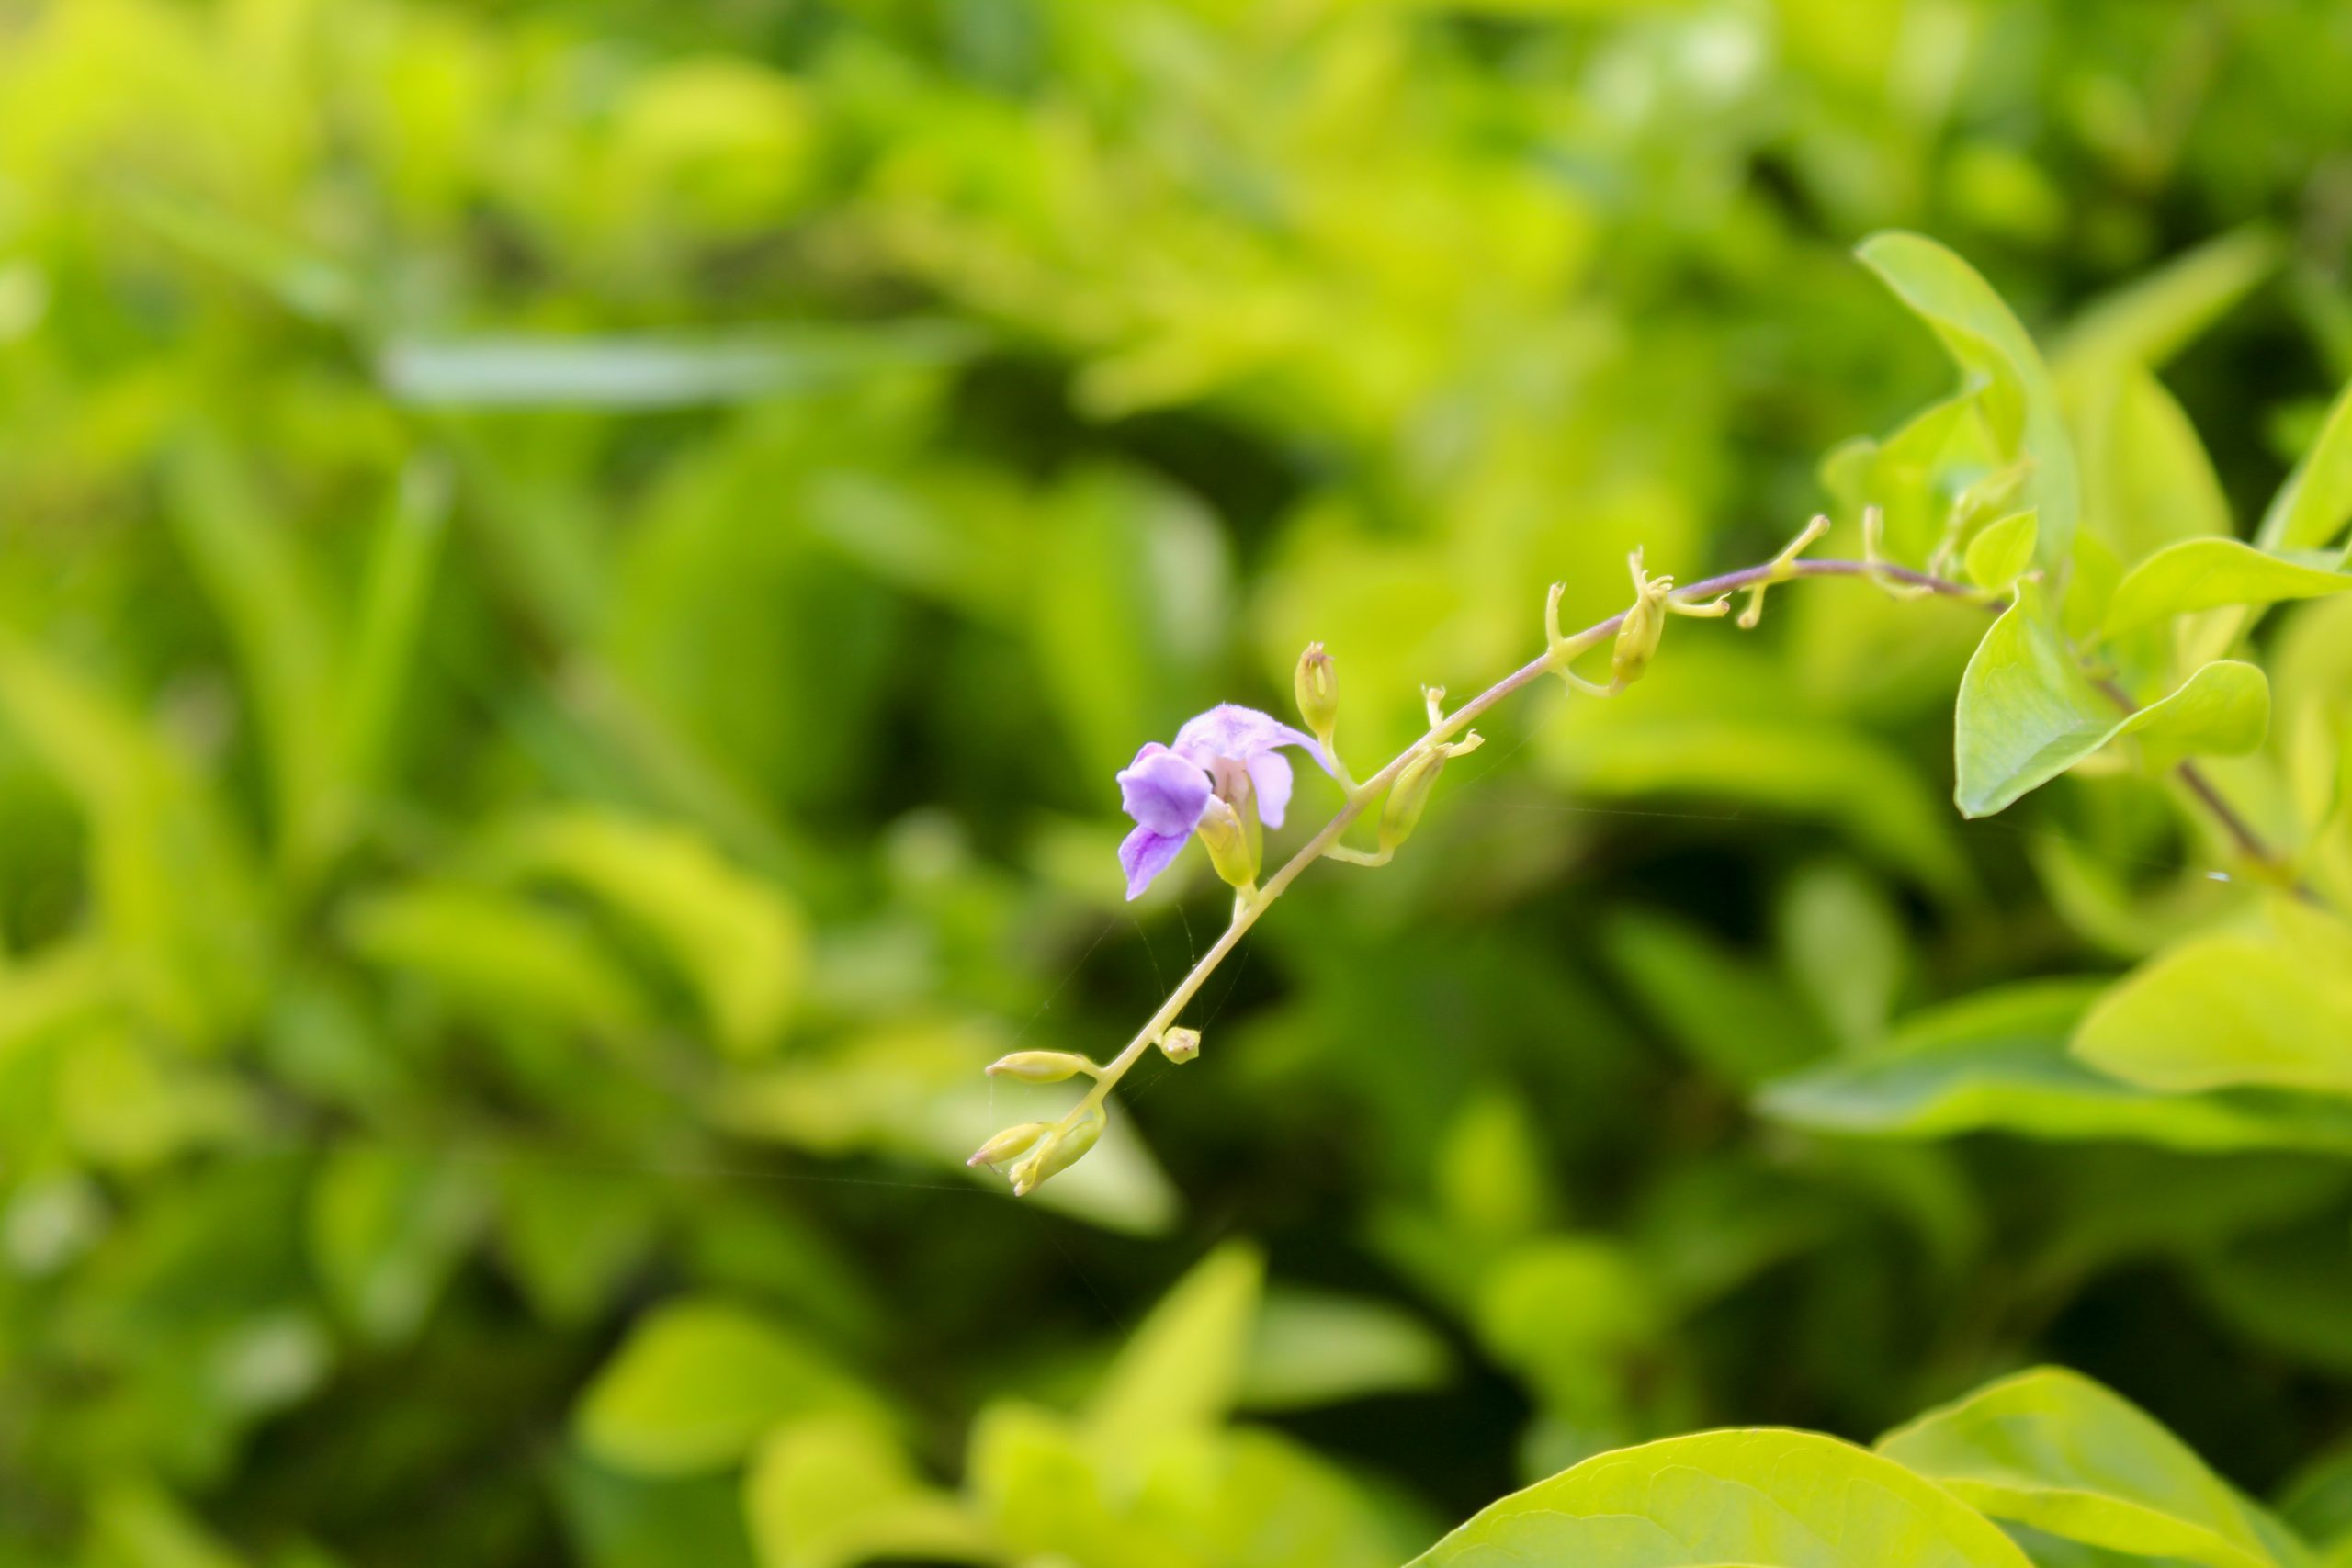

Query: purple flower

[1114,704,1331,899]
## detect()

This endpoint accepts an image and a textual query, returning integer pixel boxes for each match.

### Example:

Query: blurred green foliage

[5,0,2352,1563]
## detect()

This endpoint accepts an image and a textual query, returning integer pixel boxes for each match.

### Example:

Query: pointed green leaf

[2108,659,2267,772]
[1859,232,2079,569]
[2054,227,2278,378]
[744,1414,993,1568]
[2073,902,2352,1097]
[1408,1427,2033,1566]
[1088,1243,1262,1446]
[487,808,808,1057]
[164,438,343,878]
[1878,1367,2313,1568]
[1953,584,2115,817]
[2102,537,2352,639]
[576,1300,888,1475]
[1964,510,2039,589]
[340,457,450,802]
[2258,376,2352,557]
[1956,586,2267,815]
[0,646,267,1046]
[1757,979,2352,1155]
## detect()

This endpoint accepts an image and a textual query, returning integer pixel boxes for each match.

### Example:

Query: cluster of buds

[968,1030,1202,1195]
[967,1105,1105,1197]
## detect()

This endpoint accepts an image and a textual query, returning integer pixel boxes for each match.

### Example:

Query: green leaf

[2112,659,2270,772]
[1237,1289,1453,1411]
[2077,367,2235,561]
[2072,901,2352,1097]
[743,1414,992,1568]
[1964,509,2039,589]
[575,1300,887,1476]
[487,808,808,1058]
[2054,226,2279,378]
[2101,538,2352,639]
[377,322,979,409]
[307,1145,487,1346]
[1602,909,1828,1085]
[492,1161,662,1325]
[971,1404,1421,1568]
[339,881,651,1034]
[2258,377,2352,556]
[1954,585,2266,816]
[718,1022,1179,1235]
[1088,1243,1262,1446]
[1877,1367,2313,1568]
[339,457,450,805]
[1757,980,2352,1156]
[1860,232,2080,570]
[83,1478,250,1568]
[552,1451,760,1568]
[1952,583,2114,816]
[0,646,267,1047]
[1408,1427,2033,1566]
[1472,1235,1666,1436]
[2278,1444,2352,1561]
[164,438,343,879]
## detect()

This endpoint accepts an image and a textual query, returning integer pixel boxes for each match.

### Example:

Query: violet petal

[1117,745,1212,838]
[1118,826,1189,900]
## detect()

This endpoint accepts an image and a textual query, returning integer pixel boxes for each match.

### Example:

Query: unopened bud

[1009,1105,1106,1196]
[1378,733,1484,853]
[967,1122,1050,1168]
[1381,750,1448,852]
[1193,795,1261,894]
[1158,1026,1202,1064]
[1295,643,1339,738]
[1611,550,1671,688]
[986,1050,1097,1083]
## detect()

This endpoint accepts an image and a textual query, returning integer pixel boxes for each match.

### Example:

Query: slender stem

[1076,553,2289,1120]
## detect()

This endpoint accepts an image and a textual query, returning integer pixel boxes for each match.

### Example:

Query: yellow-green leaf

[1878,1367,2313,1568]
[577,1300,887,1476]
[2102,538,2352,639]
[2073,902,2352,1097]
[2258,375,2352,557]
[1408,1427,2033,1566]
[1964,509,2038,589]
[1859,232,2079,570]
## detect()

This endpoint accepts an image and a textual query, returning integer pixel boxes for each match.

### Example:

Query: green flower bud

[1295,642,1339,739]
[1380,749,1449,852]
[1008,1105,1106,1196]
[967,1122,1050,1168]
[1378,732,1484,854]
[985,1050,1097,1083]
[1611,549,1672,688]
[1158,1026,1202,1063]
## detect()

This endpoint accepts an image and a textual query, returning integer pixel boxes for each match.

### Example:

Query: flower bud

[986,1050,1097,1083]
[1008,1105,1106,1196]
[1193,795,1261,893]
[967,1122,1050,1168]
[1377,732,1484,853]
[1611,551,1671,688]
[1294,642,1339,739]
[1158,1026,1202,1063]
[1380,748,1450,852]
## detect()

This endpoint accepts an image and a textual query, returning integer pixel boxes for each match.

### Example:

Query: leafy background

[4,0,2352,1564]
